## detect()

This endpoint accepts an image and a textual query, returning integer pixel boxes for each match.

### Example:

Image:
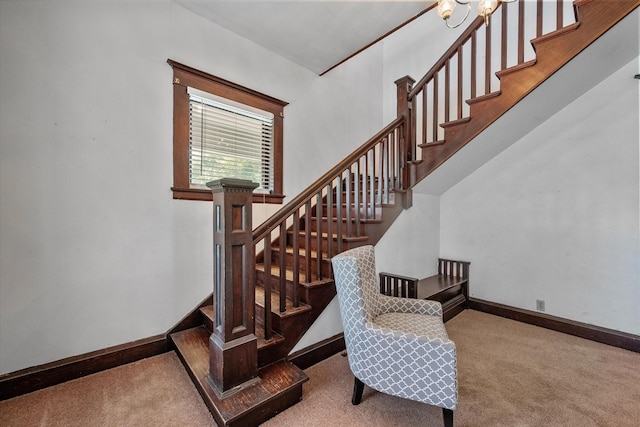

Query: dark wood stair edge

[170,327,308,427]
[466,91,501,106]
[495,59,537,79]
[468,298,640,353]
[531,22,581,46]
[440,116,471,129]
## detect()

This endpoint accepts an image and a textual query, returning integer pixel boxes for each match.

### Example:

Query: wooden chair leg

[443,408,453,427]
[351,377,364,405]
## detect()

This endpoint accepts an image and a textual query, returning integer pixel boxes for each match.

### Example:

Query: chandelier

[437,0,517,28]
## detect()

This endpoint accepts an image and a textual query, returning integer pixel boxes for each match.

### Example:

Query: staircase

[168,0,638,425]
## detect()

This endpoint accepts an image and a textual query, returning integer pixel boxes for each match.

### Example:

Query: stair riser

[319,204,381,220]
[268,249,332,278]
[308,217,366,236]
[286,231,351,253]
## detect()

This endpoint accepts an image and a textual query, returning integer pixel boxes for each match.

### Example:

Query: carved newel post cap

[206,178,259,191]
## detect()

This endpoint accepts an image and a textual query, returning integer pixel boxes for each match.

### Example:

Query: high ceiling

[174,0,435,74]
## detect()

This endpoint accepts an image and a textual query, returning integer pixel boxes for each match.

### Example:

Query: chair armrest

[377,294,443,317]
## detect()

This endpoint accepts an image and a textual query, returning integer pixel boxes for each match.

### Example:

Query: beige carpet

[2,310,639,426]
[0,351,215,427]
[266,310,640,426]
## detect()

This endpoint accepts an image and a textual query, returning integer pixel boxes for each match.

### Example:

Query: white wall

[439,57,640,335]
[0,0,385,374]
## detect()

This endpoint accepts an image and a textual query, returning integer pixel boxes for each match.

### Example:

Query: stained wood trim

[468,298,640,353]
[288,333,346,370]
[171,187,286,204]
[319,4,436,76]
[0,334,168,401]
[167,293,213,336]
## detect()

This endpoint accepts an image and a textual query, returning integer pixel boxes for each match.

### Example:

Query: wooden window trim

[168,59,287,204]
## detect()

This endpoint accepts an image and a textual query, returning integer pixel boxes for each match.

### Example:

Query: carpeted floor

[266,310,640,426]
[1,310,639,426]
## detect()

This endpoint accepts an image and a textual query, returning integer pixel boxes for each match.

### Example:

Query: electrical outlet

[536,299,545,312]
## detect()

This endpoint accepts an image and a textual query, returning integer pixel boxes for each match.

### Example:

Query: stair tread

[440,116,471,129]
[199,306,285,349]
[170,326,308,425]
[256,262,334,287]
[531,22,580,46]
[495,59,537,78]
[418,140,446,148]
[255,285,312,317]
[466,91,501,105]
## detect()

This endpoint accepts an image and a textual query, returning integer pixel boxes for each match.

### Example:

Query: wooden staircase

[407,0,639,185]
[168,1,638,425]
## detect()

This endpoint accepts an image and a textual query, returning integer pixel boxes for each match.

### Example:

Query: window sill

[171,187,285,204]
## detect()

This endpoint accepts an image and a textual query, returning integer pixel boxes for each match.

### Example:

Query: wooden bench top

[415,274,468,300]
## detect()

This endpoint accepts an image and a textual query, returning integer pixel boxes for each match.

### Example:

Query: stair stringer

[412,0,639,191]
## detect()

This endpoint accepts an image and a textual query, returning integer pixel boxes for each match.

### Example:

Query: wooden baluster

[316,193,323,280]
[377,143,383,205]
[353,159,361,237]
[422,84,428,144]
[485,21,491,93]
[345,167,352,237]
[279,223,287,313]
[362,155,368,221]
[457,46,463,119]
[501,3,507,70]
[433,72,439,141]
[518,0,525,65]
[326,184,333,258]
[336,176,343,253]
[305,200,311,283]
[536,0,543,38]
[263,236,272,340]
[445,60,451,123]
[388,137,395,190]
[409,94,416,168]
[292,209,300,308]
[471,31,477,99]
[368,149,375,219]
[556,0,563,30]
[383,137,389,204]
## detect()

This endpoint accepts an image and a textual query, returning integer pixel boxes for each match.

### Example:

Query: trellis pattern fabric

[331,245,458,410]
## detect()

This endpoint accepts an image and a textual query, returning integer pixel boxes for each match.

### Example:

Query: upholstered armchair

[331,245,458,427]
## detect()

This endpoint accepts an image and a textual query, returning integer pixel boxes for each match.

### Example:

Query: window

[168,60,287,203]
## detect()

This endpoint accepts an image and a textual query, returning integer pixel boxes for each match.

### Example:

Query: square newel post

[395,75,416,208]
[206,178,260,399]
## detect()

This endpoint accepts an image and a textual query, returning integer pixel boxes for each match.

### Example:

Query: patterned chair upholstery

[331,245,457,427]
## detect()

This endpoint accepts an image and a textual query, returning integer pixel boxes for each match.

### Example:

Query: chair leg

[442,408,453,427]
[351,377,364,405]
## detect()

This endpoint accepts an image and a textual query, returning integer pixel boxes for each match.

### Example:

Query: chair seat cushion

[373,312,449,341]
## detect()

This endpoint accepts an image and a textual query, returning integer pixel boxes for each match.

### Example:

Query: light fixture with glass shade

[437,0,516,29]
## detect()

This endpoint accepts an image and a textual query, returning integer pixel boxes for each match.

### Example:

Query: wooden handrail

[405,0,573,149]
[408,15,486,100]
[253,116,404,242]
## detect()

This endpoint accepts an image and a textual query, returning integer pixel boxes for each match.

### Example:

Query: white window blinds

[188,93,274,192]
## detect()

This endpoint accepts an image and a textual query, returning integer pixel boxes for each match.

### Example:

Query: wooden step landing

[200,306,285,349]
[171,326,308,427]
